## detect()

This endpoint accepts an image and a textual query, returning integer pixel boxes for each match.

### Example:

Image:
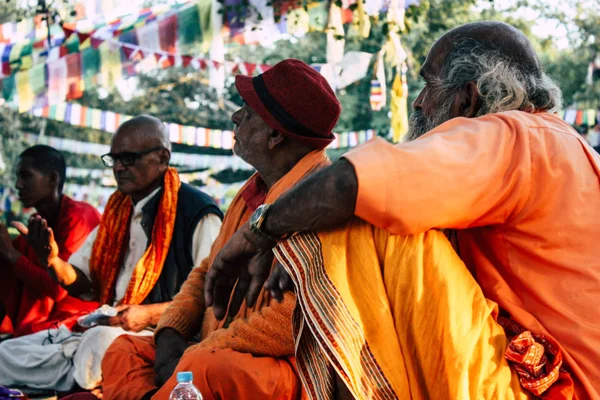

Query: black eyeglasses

[101,146,164,167]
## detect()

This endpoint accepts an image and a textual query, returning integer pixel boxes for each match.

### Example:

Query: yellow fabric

[274,220,530,399]
[390,70,408,142]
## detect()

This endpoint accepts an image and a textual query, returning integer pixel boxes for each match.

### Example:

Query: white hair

[436,37,562,115]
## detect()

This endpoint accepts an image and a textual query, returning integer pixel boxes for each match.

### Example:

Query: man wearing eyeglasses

[0,115,223,392]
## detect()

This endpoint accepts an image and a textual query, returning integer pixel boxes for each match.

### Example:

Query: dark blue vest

[139,183,223,304]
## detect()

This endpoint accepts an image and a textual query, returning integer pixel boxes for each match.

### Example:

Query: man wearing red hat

[101,59,339,400]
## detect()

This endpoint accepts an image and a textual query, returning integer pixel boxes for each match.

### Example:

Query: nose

[412,88,425,111]
[231,108,242,125]
[15,177,23,190]
[112,158,127,173]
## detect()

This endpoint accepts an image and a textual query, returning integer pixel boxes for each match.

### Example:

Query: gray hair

[435,37,562,116]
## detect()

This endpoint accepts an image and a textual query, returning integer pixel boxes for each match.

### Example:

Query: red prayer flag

[91,37,104,49]
[575,110,584,125]
[33,39,46,49]
[77,31,93,44]
[62,25,75,40]
[122,44,138,59]
[245,62,256,75]
[181,55,193,68]
[166,55,175,67]
[80,106,88,126]
[198,59,207,69]
[65,53,83,100]
[1,62,10,75]
[158,14,178,53]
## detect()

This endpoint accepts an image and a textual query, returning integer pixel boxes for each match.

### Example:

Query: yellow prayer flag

[54,103,67,122]
[355,0,370,38]
[99,42,122,88]
[16,70,34,113]
[91,108,102,130]
[586,109,597,126]
[391,70,409,143]
[287,9,310,36]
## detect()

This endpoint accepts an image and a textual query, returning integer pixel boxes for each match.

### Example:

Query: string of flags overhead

[22,133,252,171]
[29,102,378,150]
[563,108,599,127]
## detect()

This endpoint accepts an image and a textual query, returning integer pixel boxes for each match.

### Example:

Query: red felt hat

[235,59,341,149]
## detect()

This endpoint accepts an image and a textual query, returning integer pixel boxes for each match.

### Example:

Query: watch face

[250,206,263,227]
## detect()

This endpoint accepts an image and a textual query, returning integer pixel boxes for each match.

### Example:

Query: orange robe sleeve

[193,293,295,357]
[155,258,209,340]
[343,114,533,235]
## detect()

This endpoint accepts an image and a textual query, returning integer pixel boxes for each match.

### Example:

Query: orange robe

[343,110,600,399]
[274,223,532,399]
[101,150,329,400]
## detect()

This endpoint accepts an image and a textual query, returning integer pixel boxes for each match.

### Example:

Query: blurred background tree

[1,0,598,186]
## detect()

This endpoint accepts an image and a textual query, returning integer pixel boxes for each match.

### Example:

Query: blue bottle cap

[176,371,193,383]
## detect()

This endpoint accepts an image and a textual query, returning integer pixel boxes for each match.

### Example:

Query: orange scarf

[89,167,180,305]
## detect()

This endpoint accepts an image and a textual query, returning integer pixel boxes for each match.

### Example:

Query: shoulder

[176,183,223,219]
[421,111,578,148]
[60,196,101,229]
[471,111,577,138]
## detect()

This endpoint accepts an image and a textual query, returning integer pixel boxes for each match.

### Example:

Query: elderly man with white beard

[205,21,600,400]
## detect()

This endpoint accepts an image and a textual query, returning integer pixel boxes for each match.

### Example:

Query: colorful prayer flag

[65,53,83,100]
[16,69,34,112]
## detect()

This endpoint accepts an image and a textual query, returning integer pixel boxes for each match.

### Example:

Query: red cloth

[66,53,83,100]
[0,196,101,336]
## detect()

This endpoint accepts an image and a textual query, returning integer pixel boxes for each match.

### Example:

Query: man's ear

[158,148,171,166]
[47,171,59,192]
[267,130,286,150]
[450,81,481,118]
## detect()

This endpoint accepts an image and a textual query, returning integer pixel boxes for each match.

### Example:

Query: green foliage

[2,0,598,195]
[0,107,27,189]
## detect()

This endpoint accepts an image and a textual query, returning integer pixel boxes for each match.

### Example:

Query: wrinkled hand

[13,215,59,267]
[265,262,295,302]
[99,304,152,332]
[154,328,188,387]
[205,223,276,320]
[0,223,20,264]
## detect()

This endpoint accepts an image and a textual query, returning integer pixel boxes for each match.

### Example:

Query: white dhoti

[0,325,151,391]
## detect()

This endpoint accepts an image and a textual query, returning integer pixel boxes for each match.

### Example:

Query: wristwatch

[249,204,279,242]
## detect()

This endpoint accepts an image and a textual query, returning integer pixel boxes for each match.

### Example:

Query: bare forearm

[265,159,358,236]
[48,257,92,297]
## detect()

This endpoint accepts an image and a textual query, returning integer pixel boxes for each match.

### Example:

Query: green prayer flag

[197,0,213,53]
[81,47,100,90]
[20,43,33,57]
[178,5,203,53]
[28,64,45,95]
[65,36,80,54]
[86,107,93,127]
[48,104,57,119]
[308,2,328,31]
[2,74,16,103]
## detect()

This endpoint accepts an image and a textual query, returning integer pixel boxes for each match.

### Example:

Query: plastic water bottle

[169,371,203,400]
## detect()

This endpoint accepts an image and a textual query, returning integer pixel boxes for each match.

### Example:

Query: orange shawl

[89,167,180,305]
